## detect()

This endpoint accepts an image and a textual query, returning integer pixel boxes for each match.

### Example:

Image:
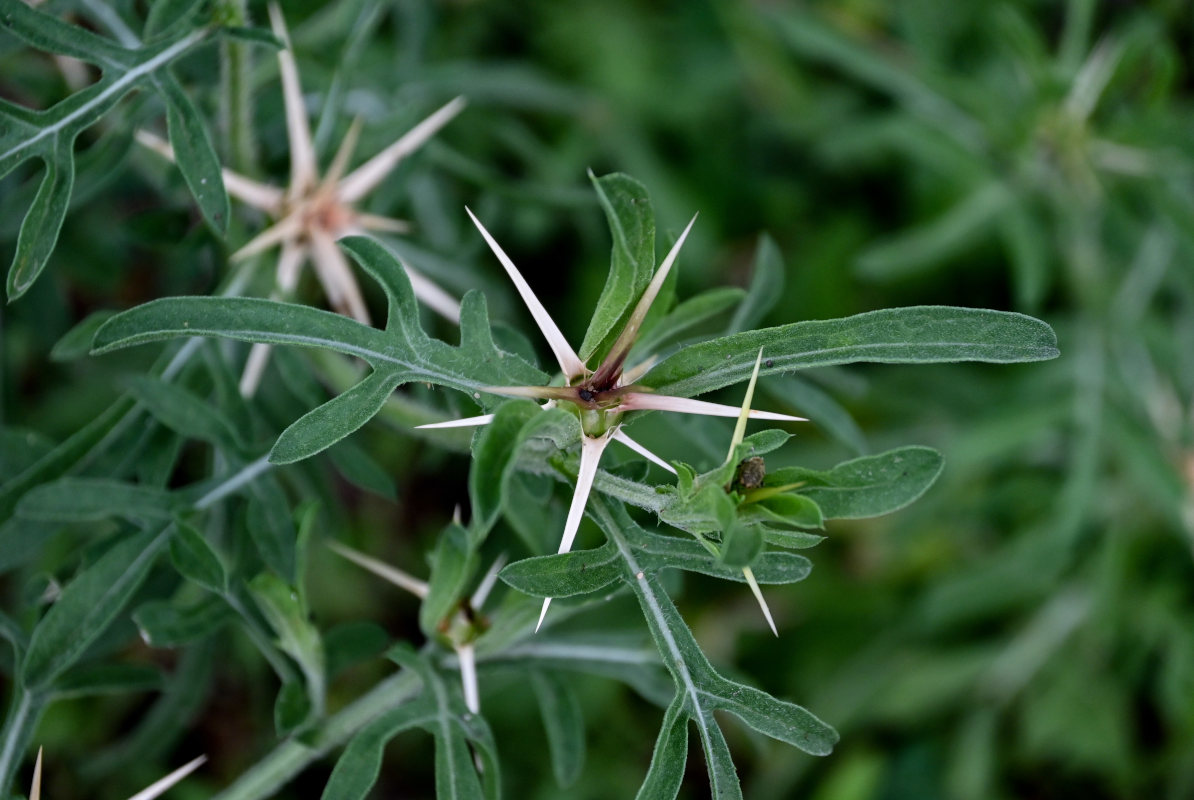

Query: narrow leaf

[530,670,585,787]
[469,401,539,535]
[8,149,75,300]
[127,375,245,452]
[499,544,621,598]
[16,478,176,523]
[168,518,227,592]
[133,595,232,647]
[419,524,477,637]
[22,524,173,689]
[635,696,689,800]
[246,475,297,582]
[321,700,437,800]
[643,306,1060,399]
[771,445,945,519]
[50,310,118,361]
[579,172,656,360]
[270,368,400,464]
[727,234,784,334]
[159,74,229,233]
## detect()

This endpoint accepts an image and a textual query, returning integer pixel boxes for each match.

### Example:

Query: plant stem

[212,668,421,800]
[216,0,257,174]
[0,689,42,796]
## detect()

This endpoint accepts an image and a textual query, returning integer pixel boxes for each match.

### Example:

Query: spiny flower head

[137,3,464,394]
[421,204,804,630]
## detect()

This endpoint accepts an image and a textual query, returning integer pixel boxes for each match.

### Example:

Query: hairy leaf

[94,237,546,462]
[21,524,174,689]
[16,478,176,523]
[771,445,945,519]
[0,0,219,298]
[641,306,1059,399]
[580,172,656,360]
[531,670,586,787]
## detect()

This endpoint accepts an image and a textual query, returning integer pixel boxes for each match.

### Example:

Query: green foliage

[19,1,1188,798]
[0,0,228,299]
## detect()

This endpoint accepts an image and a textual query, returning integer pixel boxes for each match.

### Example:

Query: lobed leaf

[94,238,547,462]
[0,0,215,298]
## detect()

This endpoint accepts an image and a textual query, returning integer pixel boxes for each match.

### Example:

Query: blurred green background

[3,0,1193,797]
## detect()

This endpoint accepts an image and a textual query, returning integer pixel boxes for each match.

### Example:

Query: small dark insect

[577,388,595,402]
[734,456,766,490]
[765,359,774,368]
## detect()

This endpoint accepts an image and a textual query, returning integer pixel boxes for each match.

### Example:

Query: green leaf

[469,401,540,536]
[274,679,312,737]
[51,663,163,699]
[245,475,297,582]
[856,182,1012,279]
[16,478,176,523]
[327,442,396,500]
[591,496,838,779]
[133,595,232,647]
[270,368,400,464]
[168,518,227,592]
[8,145,74,300]
[741,493,824,530]
[386,645,490,800]
[770,445,945,519]
[250,572,326,725]
[156,72,228,233]
[0,1,213,296]
[322,698,438,800]
[50,309,118,361]
[642,306,1060,399]
[530,670,585,787]
[719,522,764,567]
[727,234,784,334]
[21,524,174,689]
[632,286,746,359]
[633,529,814,584]
[579,172,656,361]
[419,523,477,637]
[126,375,244,452]
[499,544,621,598]
[144,0,204,40]
[94,238,547,460]
[0,397,132,524]
[636,696,688,800]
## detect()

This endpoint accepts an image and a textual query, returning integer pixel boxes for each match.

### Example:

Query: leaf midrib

[0,29,207,165]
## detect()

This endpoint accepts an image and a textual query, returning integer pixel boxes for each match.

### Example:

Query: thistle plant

[423,200,802,630]
[136,4,465,395]
[0,3,1078,799]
